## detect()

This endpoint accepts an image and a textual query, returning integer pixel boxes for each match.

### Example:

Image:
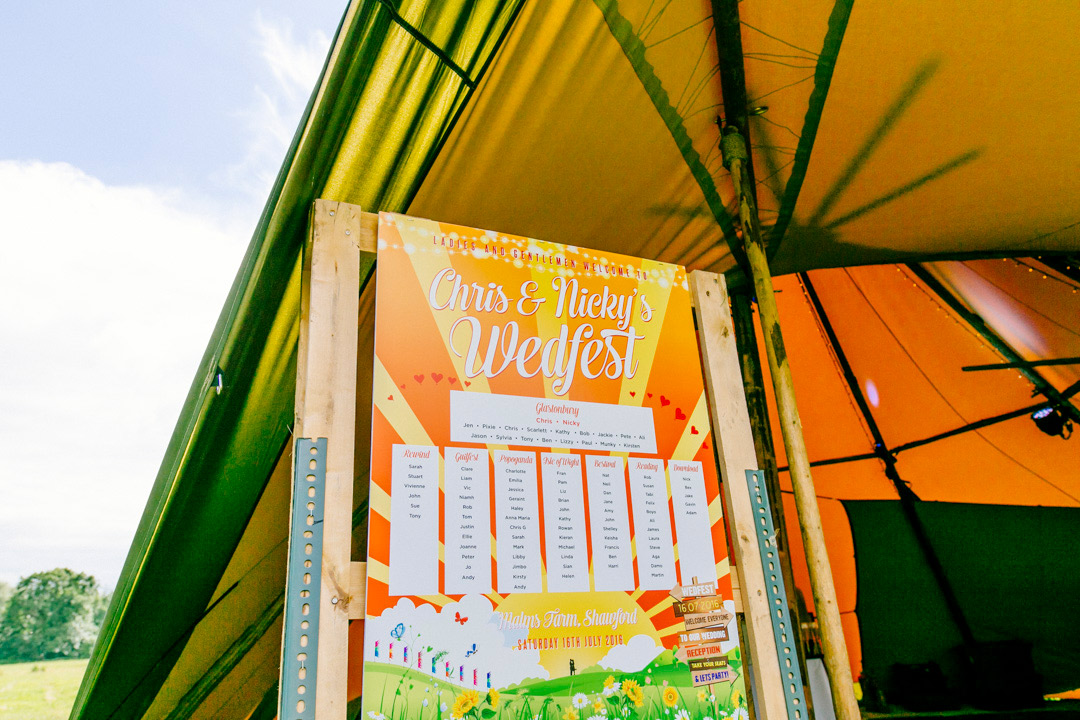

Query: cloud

[255,13,330,100]
[597,634,664,673]
[216,14,331,204]
[365,595,549,689]
[0,160,246,588]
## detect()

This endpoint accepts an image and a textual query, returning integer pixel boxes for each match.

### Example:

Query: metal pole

[721,127,860,720]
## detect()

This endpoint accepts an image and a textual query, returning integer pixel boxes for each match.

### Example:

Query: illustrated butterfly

[391,622,405,639]
[465,643,477,657]
[454,612,468,625]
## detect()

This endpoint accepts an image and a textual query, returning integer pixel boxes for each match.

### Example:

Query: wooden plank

[690,270,787,720]
[288,199,362,720]
[359,211,377,254]
[347,562,367,620]
[728,564,742,613]
[729,289,813,708]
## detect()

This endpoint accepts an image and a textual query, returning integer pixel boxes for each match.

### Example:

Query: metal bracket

[746,469,808,719]
[280,438,327,720]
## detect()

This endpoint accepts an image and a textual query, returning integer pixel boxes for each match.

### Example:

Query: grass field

[0,658,88,720]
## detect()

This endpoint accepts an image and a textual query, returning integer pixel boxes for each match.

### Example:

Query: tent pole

[721,129,860,720]
[729,289,815,712]
[799,272,978,658]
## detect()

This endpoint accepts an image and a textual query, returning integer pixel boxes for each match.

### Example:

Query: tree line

[0,568,110,663]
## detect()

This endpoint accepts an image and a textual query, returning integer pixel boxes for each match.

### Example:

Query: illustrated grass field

[361,650,747,720]
[0,658,88,720]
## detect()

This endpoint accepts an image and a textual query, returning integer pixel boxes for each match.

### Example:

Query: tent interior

[71,1,1080,719]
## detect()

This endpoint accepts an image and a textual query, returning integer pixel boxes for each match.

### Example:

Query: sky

[0,2,347,588]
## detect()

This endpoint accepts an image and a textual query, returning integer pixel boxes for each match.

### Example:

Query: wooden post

[722,128,860,720]
[691,271,787,720]
[729,290,815,711]
[285,199,362,720]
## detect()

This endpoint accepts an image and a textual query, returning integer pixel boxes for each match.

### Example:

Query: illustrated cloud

[364,594,549,689]
[598,634,663,672]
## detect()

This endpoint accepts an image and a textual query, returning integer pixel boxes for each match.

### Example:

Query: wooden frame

[283,202,801,719]
[283,200,367,720]
[690,270,788,720]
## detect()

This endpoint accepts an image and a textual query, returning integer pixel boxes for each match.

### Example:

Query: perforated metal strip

[280,438,326,720]
[746,469,808,719]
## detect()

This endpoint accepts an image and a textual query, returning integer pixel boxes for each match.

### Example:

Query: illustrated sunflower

[487,690,500,709]
[622,679,644,707]
[662,687,679,708]
[730,688,742,708]
[603,675,616,689]
[452,690,481,719]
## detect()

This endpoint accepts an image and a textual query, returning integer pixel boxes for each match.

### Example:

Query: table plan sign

[362,213,746,720]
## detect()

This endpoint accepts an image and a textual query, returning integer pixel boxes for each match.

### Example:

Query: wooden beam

[347,562,367,620]
[690,270,787,720]
[729,564,742,613]
[729,289,814,710]
[287,199,362,720]
[358,212,377,254]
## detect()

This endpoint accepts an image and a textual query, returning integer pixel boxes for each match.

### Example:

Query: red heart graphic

[629,391,636,397]
[690,425,699,435]
[647,393,653,398]
[432,372,444,384]
[388,395,394,401]
[675,407,685,420]
[414,374,424,384]
[449,377,457,385]
[702,441,709,451]
[464,380,471,387]
[400,384,406,389]
[660,395,670,407]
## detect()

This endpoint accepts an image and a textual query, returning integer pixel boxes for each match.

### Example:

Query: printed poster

[363,213,747,720]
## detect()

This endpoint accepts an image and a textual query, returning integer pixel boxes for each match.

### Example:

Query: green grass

[0,658,88,720]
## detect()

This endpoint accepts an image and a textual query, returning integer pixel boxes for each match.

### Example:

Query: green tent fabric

[845,500,1080,697]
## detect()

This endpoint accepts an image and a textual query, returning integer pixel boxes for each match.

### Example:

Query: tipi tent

[71,1,1080,718]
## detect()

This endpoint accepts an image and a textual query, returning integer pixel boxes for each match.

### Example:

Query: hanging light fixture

[1031,405,1073,439]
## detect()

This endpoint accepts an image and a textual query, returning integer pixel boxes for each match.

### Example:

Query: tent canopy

[71,1,1080,719]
